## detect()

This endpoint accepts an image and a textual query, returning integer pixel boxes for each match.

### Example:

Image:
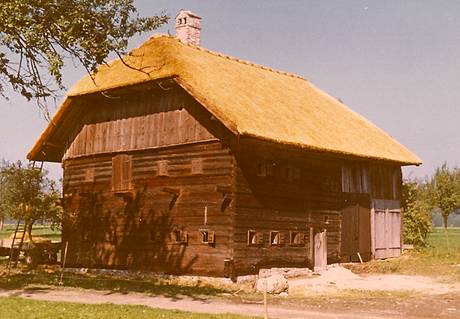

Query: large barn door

[372,200,401,259]
[340,193,371,262]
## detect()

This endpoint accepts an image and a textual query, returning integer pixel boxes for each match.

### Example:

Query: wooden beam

[161,187,180,195]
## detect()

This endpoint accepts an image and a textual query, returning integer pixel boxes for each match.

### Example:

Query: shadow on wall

[63,187,197,274]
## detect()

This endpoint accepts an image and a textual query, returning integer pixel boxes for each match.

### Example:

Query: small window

[158,160,168,176]
[257,163,265,176]
[247,230,264,246]
[282,165,301,181]
[199,229,215,244]
[270,231,285,246]
[284,166,292,180]
[150,230,161,242]
[290,231,305,246]
[112,154,132,193]
[172,230,188,244]
[293,167,301,180]
[257,162,275,177]
[191,159,203,175]
[84,168,95,183]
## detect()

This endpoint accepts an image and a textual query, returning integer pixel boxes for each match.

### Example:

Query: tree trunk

[443,213,451,253]
[0,216,3,231]
[26,221,34,243]
[443,213,449,229]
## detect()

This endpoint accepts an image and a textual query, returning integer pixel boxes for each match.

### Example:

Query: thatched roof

[28,35,421,165]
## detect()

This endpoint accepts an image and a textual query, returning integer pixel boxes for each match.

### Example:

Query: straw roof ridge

[167,35,304,80]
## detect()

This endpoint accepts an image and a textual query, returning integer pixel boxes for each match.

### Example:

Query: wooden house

[28,10,421,277]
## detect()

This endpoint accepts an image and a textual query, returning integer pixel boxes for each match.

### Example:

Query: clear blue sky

[1,0,459,181]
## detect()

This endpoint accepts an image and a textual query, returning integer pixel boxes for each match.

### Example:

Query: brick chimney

[175,9,201,46]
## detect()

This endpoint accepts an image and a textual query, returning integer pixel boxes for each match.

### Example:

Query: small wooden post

[309,227,314,268]
[204,206,208,225]
[263,279,268,319]
[59,241,69,285]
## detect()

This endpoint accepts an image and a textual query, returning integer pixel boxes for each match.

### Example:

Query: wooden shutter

[158,160,168,176]
[297,232,305,245]
[256,232,264,245]
[278,232,286,245]
[191,159,203,175]
[121,155,132,191]
[85,168,95,182]
[112,154,132,192]
[208,231,215,244]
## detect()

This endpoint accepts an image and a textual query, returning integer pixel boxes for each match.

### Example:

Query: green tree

[402,180,432,247]
[428,164,460,229]
[0,0,168,117]
[0,161,62,242]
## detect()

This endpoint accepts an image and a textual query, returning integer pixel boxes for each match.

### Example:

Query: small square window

[199,229,215,244]
[247,230,264,246]
[172,230,187,244]
[257,162,276,177]
[270,231,285,246]
[290,231,305,246]
[282,165,301,181]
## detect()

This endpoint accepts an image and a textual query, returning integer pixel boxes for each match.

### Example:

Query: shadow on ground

[0,268,229,302]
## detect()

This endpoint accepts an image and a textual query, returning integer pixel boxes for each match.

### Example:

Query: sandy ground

[289,264,459,295]
[1,266,459,319]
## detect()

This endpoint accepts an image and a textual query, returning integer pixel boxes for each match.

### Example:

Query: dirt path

[1,265,459,318]
[1,285,459,319]
[0,286,410,319]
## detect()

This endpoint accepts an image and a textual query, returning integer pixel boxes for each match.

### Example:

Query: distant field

[0,224,61,242]
[428,227,460,250]
[0,297,259,319]
[345,227,460,280]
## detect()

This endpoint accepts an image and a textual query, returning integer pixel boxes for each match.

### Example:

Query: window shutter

[112,154,132,193]
[191,159,203,175]
[298,233,305,245]
[121,155,132,191]
[181,231,188,243]
[208,231,215,244]
[279,232,286,245]
[112,156,123,192]
[256,232,264,245]
[158,160,168,176]
[85,168,95,182]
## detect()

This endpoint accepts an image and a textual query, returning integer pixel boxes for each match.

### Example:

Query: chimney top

[175,9,201,46]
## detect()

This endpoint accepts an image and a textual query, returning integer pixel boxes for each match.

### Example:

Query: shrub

[402,181,432,247]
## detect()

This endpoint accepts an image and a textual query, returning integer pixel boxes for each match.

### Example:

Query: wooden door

[372,199,401,259]
[340,193,371,262]
[314,231,327,270]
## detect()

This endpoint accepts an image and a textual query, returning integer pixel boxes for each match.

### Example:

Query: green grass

[0,297,260,319]
[344,227,460,281]
[0,224,61,241]
[428,227,460,250]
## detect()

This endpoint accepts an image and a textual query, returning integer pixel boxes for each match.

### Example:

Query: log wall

[63,141,235,276]
[61,87,228,161]
[231,142,343,275]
